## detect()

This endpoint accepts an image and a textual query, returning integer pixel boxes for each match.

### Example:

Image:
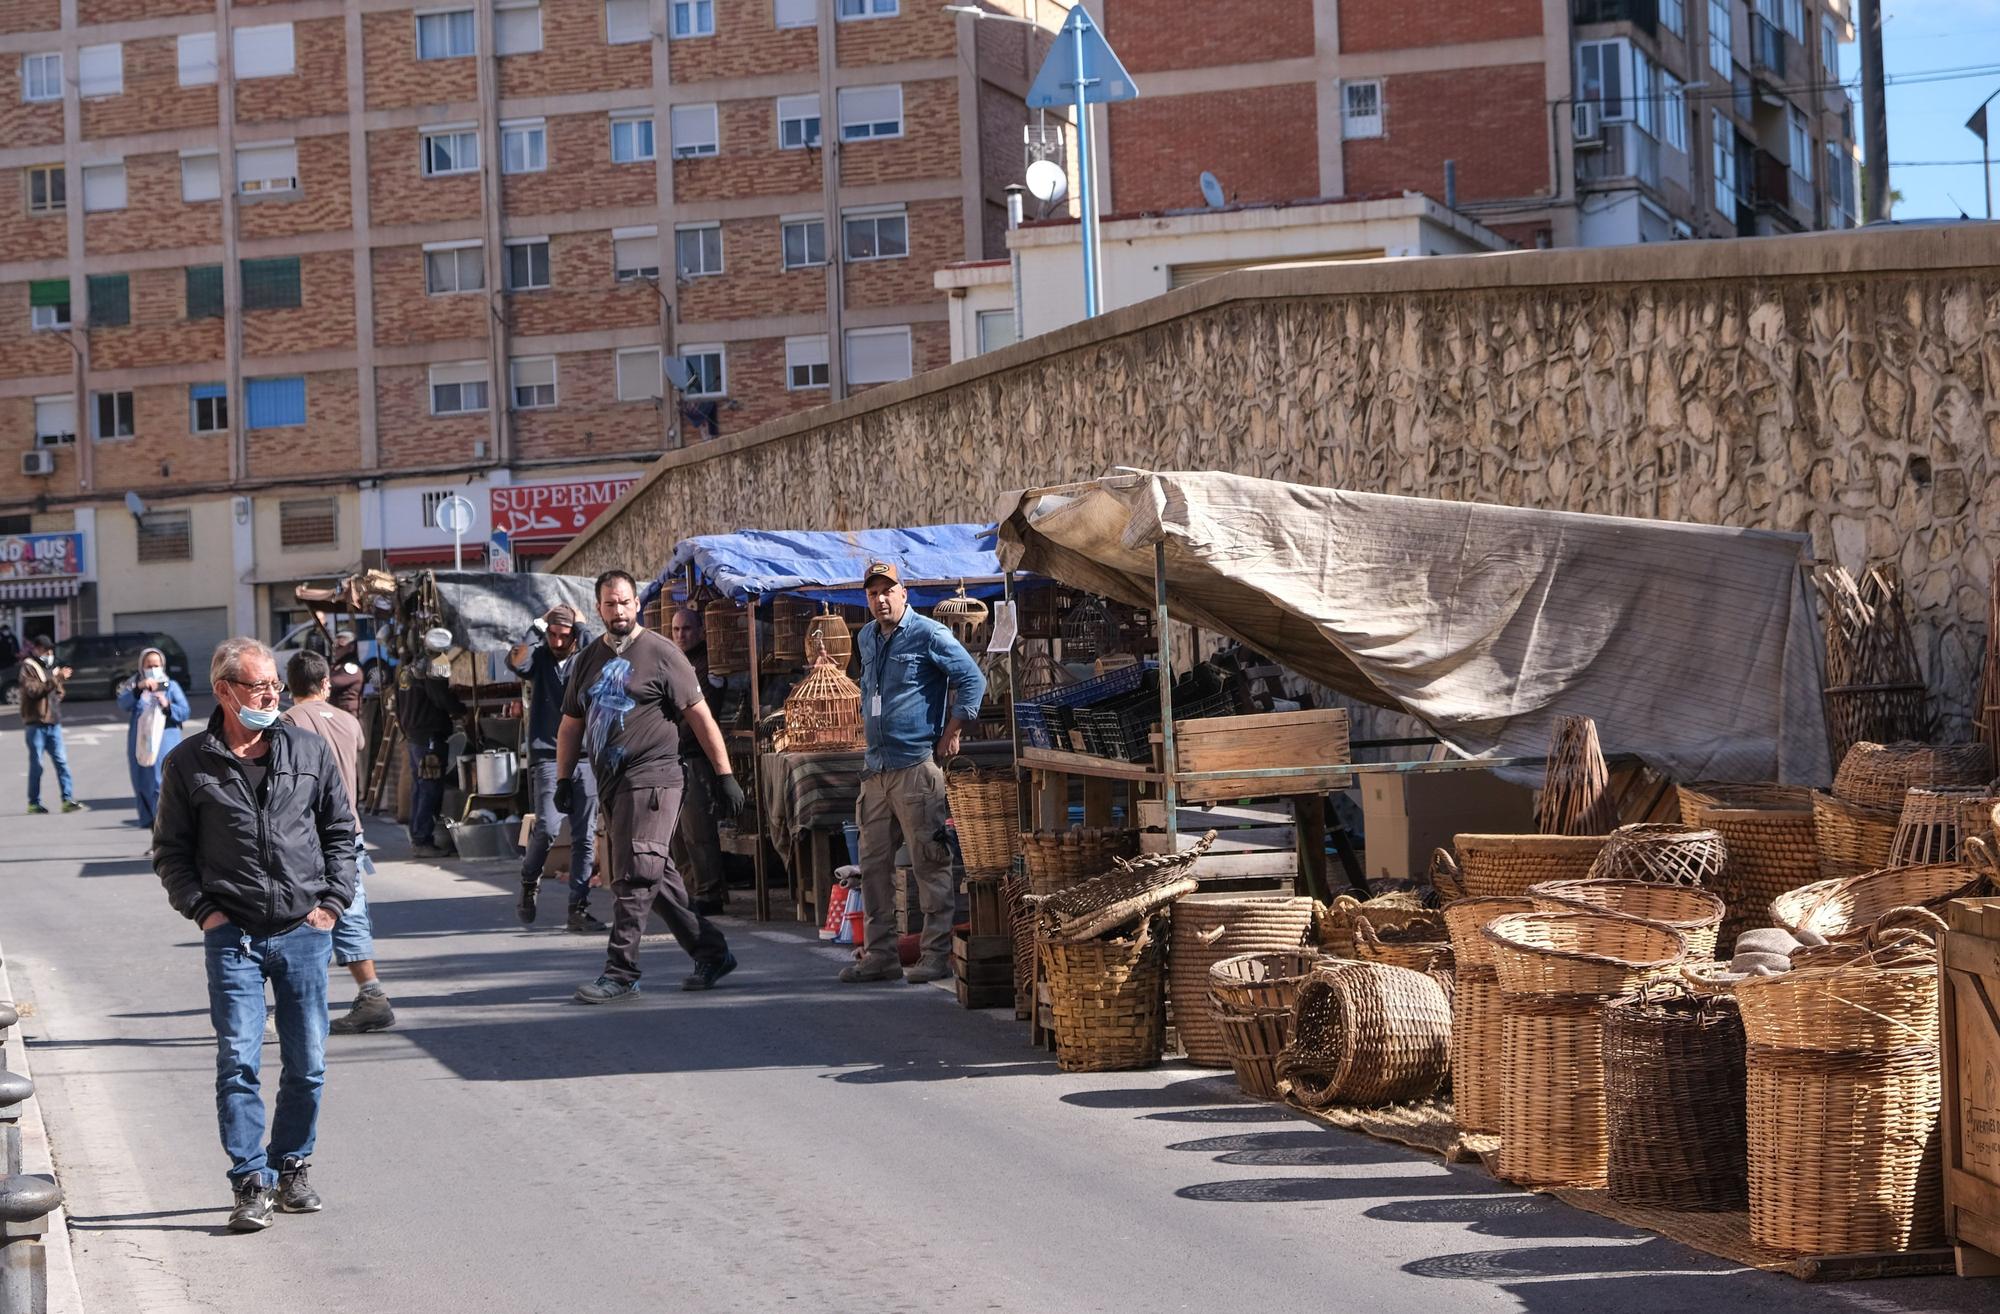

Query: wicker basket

[1019,827,1140,898]
[1005,867,1035,1015]
[1316,892,1431,957]
[1350,910,1453,976]
[1452,962,1506,1135]
[1041,914,1169,1072]
[1279,961,1452,1108]
[1889,786,2000,867]
[1212,1004,1294,1100]
[1769,862,1988,942]
[1585,823,1728,888]
[780,651,862,750]
[1453,834,1610,898]
[1483,911,1687,999]
[1208,950,1323,1012]
[1677,783,1820,949]
[1832,740,1993,811]
[1812,790,1899,881]
[704,598,748,676]
[1602,990,1748,1211]
[1526,880,1726,960]
[803,606,853,669]
[944,758,1019,877]
[1442,897,1535,971]
[1497,995,1616,1187]
[1028,832,1213,941]
[1168,897,1315,1067]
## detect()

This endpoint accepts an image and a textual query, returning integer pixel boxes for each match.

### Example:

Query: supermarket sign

[489,476,639,546]
[0,532,84,580]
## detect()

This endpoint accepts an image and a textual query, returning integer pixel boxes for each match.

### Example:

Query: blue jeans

[205,919,333,1186]
[332,868,375,966]
[25,724,74,807]
[520,757,597,907]
[407,742,443,850]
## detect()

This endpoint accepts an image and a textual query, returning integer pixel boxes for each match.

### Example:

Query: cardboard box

[1358,769,1535,884]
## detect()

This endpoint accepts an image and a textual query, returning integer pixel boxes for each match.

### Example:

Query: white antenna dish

[124,491,147,517]
[662,356,695,392]
[1025,159,1068,205]
[1199,171,1226,208]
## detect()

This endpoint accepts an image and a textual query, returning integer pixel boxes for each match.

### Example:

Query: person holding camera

[117,646,191,830]
[20,635,82,815]
[507,604,604,932]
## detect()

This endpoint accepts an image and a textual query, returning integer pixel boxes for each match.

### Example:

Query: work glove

[554,777,575,813]
[711,773,746,819]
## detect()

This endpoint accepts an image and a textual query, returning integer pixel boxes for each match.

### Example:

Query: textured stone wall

[557,227,2000,737]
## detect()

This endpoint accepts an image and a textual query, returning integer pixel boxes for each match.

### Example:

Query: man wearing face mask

[19,635,81,815]
[508,604,603,931]
[396,627,463,857]
[153,637,356,1233]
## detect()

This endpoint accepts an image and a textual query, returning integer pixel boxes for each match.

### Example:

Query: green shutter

[87,274,129,327]
[186,265,223,320]
[240,256,301,311]
[29,278,70,308]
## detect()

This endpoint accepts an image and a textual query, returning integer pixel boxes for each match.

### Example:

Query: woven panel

[1811,791,1897,881]
[1168,898,1315,1066]
[1734,954,1940,1054]
[781,652,862,750]
[1603,993,1748,1211]
[1453,834,1608,898]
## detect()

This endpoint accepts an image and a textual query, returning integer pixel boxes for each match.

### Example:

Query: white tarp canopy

[994,470,1830,786]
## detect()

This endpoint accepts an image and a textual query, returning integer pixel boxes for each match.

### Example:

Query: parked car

[3,632,194,704]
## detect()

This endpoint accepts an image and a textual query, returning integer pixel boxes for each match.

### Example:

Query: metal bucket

[474,750,518,797]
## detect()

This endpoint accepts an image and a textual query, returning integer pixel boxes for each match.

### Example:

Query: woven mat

[1283,1094,1464,1157]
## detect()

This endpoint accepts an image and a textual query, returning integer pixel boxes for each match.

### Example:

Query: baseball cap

[546,604,579,627]
[863,560,901,588]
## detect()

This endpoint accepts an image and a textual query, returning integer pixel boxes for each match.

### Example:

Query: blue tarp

[647,524,1009,609]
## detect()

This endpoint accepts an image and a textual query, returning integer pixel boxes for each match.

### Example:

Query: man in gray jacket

[154,637,357,1233]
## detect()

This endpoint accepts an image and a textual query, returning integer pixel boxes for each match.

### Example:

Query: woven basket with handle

[1832,740,1992,811]
[1811,790,1898,881]
[1768,862,1988,942]
[1526,879,1726,961]
[1350,911,1453,977]
[943,757,1018,877]
[1041,914,1169,1073]
[1167,897,1315,1067]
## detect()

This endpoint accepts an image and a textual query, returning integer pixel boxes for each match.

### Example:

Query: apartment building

[0,0,1044,654]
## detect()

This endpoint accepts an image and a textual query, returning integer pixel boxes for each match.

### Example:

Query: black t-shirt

[237,752,269,804]
[562,629,704,789]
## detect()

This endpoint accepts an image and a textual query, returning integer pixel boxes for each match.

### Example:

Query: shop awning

[994,470,1830,786]
[653,524,1006,608]
[429,570,598,653]
[0,578,82,602]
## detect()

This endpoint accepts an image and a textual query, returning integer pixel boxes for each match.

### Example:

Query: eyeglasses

[225,678,284,698]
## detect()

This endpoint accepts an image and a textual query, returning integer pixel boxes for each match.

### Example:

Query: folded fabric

[1729,949,1793,976]
[1734,927,1803,958]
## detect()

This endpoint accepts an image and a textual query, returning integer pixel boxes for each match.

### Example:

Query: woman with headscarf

[116,646,190,829]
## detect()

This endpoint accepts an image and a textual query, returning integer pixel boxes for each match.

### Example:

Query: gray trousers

[856,759,956,962]
[675,757,729,903]
[521,756,598,908]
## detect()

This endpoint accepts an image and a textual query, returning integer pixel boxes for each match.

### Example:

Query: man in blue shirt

[507,604,604,933]
[839,560,986,985]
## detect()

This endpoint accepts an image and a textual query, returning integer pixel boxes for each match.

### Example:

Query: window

[775,0,817,27]
[777,94,821,149]
[416,9,476,59]
[419,490,452,527]
[510,356,557,409]
[844,326,912,385]
[781,216,826,268]
[1661,0,1684,35]
[422,127,479,176]
[843,207,907,261]
[672,0,714,37]
[429,361,489,415]
[1821,15,1840,79]
[241,256,301,310]
[26,165,64,215]
[1576,41,1626,120]
[1341,80,1382,139]
[1712,110,1738,214]
[21,53,61,103]
[424,242,485,294]
[180,151,220,202]
[671,104,718,158]
[496,2,543,55]
[501,119,546,173]
[237,141,298,194]
[1781,0,1804,42]
[839,0,897,16]
[611,113,655,162]
[92,391,134,440]
[1632,48,1656,138]
[234,24,295,79]
[1709,0,1733,78]
[137,511,192,563]
[977,309,1015,354]
[838,85,902,140]
[34,397,75,447]
[190,383,228,433]
[1662,75,1688,153]
[675,224,722,277]
[88,274,129,327]
[78,44,122,98]
[616,347,661,401]
[186,265,223,319]
[246,376,306,429]
[1826,142,1855,225]
[506,238,550,290]
[784,335,828,390]
[82,162,126,212]
[606,0,650,43]
[1787,105,1812,181]
[613,227,659,280]
[679,346,725,397]
[279,498,338,548]
[29,279,70,331]
[178,32,217,86]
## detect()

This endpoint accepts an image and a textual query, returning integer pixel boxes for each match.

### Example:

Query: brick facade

[501,113,657,217]
[508,349,664,462]
[503,231,660,338]
[369,128,481,227]
[0,0,60,35]
[375,363,488,469]
[671,97,823,204]
[1104,0,1314,72]
[1338,0,1543,53]
[363,9,478,111]
[238,136,354,240]
[81,36,217,140]
[666,0,817,83]
[237,17,349,125]
[0,65,64,151]
[0,170,70,266]
[0,396,82,503]
[88,267,226,372]
[1109,83,1319,213]
[371,245,491,348]
[834,78,959,188]
[84,153,223,256]
[243,251,357,358]
[500,3,653,98]
[244,370,362,478]
[834,5,953,66]
[843,198,959,309]
[76,0,206,23]
[1341,65,1551,202]
[92,383,233,492]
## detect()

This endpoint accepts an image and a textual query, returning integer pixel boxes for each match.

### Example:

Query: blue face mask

[141,667,164,681]
[235,705,280,731]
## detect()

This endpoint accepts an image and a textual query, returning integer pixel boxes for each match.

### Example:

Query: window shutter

[186,265,224,319]
[29,279,70,309]
[87,274,130,326]
[246,377,307,429]
[234,24,296,78]
[240,257,302,311]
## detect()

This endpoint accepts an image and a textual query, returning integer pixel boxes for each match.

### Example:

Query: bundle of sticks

[1813,564,1927,765]
[1537,714,1616,836]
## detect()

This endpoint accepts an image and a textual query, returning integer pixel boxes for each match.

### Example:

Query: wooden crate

[966,875,1008,937]
[953,929,1013,1008]
[1169,708,1350,804]
[1942,896,2000,1277]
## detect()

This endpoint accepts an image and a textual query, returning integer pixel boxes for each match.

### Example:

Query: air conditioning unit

[1572,102,1604,147]
[21,449,55,477]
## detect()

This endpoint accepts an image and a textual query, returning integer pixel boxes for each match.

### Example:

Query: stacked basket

[1278,960,1453,1109]
[1677,782,1819,952]
[1208,950,1323,1099]
[1168,897,1316,1067]
[1019,827,1140,897]
[944,758,1019,878]
[1350,909,1453,978]
[1816,741,1994,881]
[1769,861,1988,942]
[1602,987,1748,1211]
[1527,880,1726,960]
[1442,896,1534,1135]
[1452,834,1610,898]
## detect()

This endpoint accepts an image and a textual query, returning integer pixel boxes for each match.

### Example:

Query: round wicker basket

[1602,990,1748,1211]
[1168,898,1315,1067]
[1832,740,1992,811]
[1279,960,1452,1108]
[1442,897,1535,971]
[1585,823,1727,887]
[1483,911,1687,999]
[1041,914,1169,1073]
[1812,790,1899,881]
[943,758,1019,878]
[1453,834,1610,898]
[1676,782,1819,949]
[1451,962,1506,1135]
[1526,879,1726,960]
[1768,862,1988,943]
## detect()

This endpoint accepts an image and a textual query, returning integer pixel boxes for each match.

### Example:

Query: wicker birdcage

[781,645,862,750]
[769,597,812,664]
[933,583,991,652]
[1015,648,1074,703]
[804,605,852,669]
[704,598,748,676]
[1060,595,1114,662]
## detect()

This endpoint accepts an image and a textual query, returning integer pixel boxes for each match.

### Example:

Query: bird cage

[782,642,863,750]
[933,583,991,652]
[1016,648,1074,703]
[769,597,811,665]
[704,598,748,675]
[641,593,666,632]
[804,604,852,669]
[1061,594,1114,662]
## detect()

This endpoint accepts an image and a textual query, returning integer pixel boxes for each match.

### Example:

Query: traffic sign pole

[1074,17,1100,318]
[1026,8,1135,323]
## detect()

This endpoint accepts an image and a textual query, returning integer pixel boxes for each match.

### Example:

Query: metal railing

[0,1000,61,1314]
[1750,14,1786,77]
[1571,0,1659,31]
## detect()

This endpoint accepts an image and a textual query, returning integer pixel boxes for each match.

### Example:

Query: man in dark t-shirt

[557,570,745,1003]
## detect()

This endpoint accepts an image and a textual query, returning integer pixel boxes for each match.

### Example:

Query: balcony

[1750,15,1785,78]
[1572,0,1658,33]
[1576,121,1661,189]
[1750,148,1806,231]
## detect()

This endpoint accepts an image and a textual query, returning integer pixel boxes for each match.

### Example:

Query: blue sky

[1880,2,2000,218]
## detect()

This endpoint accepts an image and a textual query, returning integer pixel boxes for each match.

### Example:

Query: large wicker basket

[1019,827,1139,898]
[1769,862,1987,942]
[1209,950,1323,1012]
[1677,783,1820,949]
[1526,880,1726,960]
[1317,892,1432,957]
[1209,951,1323,1100]
[1602,990,1748,1211]
[1811,790,1898,881]
[1585,823,1727,887]
[1168,897,1315,1067]
[1452,963,1506,1135]
[1483,911,1687,999]
[1442,897,1535,969]
[1453,834,1609,898]
[1350,910,1453,977]
[1279,961,1452,1108]
[1889,786,2000,867]
[1041,913,1169,1072]
[943,758,1019,877]
[703,597,749,675]
[1832,740,1992,811]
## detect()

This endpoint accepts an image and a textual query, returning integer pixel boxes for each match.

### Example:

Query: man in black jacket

[154,637,357,1234]
[507,604,603,931]
[396,627,463,857]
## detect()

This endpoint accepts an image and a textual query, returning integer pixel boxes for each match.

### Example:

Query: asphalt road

[0,703,1990,1313]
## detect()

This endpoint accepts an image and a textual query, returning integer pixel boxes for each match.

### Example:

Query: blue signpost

[1026,8,1137,319]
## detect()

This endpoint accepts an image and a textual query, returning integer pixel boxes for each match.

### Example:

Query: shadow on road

[68,1207,235,1238]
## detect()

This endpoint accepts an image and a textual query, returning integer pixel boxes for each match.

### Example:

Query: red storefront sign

[490,477,639,547]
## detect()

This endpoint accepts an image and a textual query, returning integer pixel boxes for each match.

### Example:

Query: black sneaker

[25,804,47,815]
[565,906,608,934]
[275,1156,321,1213]
[694,896,729,917]
[228,1178,276,1232]
[516,878,539,925]
[574,975,641,1004]
[682,951,737,992]
[328,992,395,1035]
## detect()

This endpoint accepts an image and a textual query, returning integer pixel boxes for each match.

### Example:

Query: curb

[1,946,86,1314]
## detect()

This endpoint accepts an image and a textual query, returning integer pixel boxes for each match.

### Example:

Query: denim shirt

[857,610,986,774]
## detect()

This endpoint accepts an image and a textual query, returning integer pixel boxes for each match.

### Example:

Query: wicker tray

[1603,989,1748,1211]
[1483,910,1687,999]
[1453,834,1610,898]
[1768,862,1988,943]
[1280,960,1452,1108]
[1169,897,1315,1067]
[1027,831,1215,941]
[1317,892,1431,957]
[1526,879,1726,960]
[1041,913,1168,1072]
[1585,822,1728,887]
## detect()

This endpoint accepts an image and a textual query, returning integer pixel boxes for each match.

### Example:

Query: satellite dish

[123,490,147,517]
[1199,171,1226,209]
[1025,159,1068,205]
[662,356,695,392]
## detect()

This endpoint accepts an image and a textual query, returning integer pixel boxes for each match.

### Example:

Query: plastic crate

[1079,667,1235,763]
[1016,660,1155,749]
